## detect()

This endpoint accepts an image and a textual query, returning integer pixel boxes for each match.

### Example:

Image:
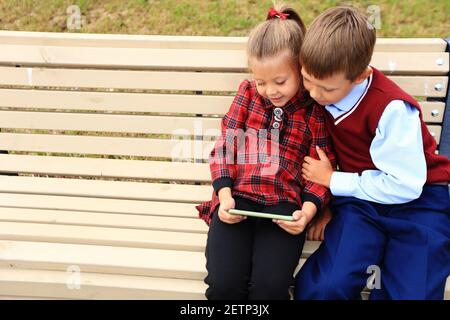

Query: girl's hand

[217,188,246,224]
[274,209,314,235]
[307,206,333,241]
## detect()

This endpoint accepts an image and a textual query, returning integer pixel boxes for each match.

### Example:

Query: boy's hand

[307,206,333,241]
[217,188,246,224]
[274,202,317,235]
[302,146,333,188]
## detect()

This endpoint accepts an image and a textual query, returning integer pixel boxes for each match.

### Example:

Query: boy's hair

[247,4,306,64]
[300,6,376,81]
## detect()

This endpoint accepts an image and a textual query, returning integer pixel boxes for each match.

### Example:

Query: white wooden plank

[0,105,443,135]
[0,66,247,91]
[391,76,447,98]
[0,124,438,158]
[0,268,207,299]
[421,102,445,123]
[0,221,206,251]
[0,175,212,203]
[0,31,446,51]
[0,193,199,218]
[0,240,206,280]
[0,295,68,300]
[0,111,222,135]
[0,89,443,121]
[0,45,248,71]
[428,125,442,144]
[371,52,448,75]
[0,133,215,159]
[0,207,208,234]
[374,38,447,52]
[0,44,447,74]
[0,31,248,49]
[0,154,211,181]
[0,66,447,97]
[0,88,233,115]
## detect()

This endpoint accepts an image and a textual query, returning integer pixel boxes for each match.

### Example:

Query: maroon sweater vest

[325,67,450,184]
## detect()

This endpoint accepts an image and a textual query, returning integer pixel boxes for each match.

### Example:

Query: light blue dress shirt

[326,76,427,204]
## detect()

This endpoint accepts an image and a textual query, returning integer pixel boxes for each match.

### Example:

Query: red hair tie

[268,7,289,20]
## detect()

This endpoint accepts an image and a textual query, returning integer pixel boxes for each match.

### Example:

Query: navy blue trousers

[294,185,450,300]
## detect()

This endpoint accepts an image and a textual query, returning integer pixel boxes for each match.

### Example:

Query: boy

[295,6,450,300]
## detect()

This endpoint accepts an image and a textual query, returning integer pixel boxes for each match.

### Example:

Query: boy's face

[301,67,371,106]
[250,50,301,107]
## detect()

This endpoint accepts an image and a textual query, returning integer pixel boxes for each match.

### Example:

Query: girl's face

[250,50,301,107]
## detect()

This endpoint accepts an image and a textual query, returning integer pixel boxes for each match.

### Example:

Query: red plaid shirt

[196,80,336,225]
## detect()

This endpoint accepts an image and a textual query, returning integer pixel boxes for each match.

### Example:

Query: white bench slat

[0,124,439,160]
[0,193,199,218]
[371,52,449,75]
[374,38,447,52]
[0,107,443,136]
[428,125,441,144]
[0,66,447,97]
[0,207,208,234]
[447,280,450,300]
[0,32,446,52]
[0,44,448,75]
[0,295,68,300]
[0,268,207,299]
[392,76,448,98]
[0,88,234,115]
[421,102,445,123]
[0,66,246,92]
[0,154,210,182]
[0,45,247,71]
[0,133,215,159]
[0,176,211,203]
[0,111,221,135]
[0,89,445,122]
[0,31,249,50]
[0,240,206,280]
[0,221,206,252]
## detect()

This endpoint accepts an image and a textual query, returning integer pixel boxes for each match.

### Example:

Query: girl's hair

[247,4,306,64]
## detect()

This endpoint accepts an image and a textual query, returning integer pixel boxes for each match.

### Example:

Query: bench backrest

[0,31,448,202]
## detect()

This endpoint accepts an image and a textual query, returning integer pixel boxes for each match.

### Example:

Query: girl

[196,5,336,300]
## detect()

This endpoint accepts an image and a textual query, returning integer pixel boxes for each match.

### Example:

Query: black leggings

[204,196,306,300]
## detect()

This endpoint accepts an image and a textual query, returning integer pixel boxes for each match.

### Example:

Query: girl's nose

[267,86,277,96]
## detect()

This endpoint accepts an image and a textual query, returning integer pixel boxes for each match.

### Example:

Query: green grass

[0,0,448,37]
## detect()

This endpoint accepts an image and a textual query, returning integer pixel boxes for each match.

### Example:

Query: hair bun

[267,7,289,20]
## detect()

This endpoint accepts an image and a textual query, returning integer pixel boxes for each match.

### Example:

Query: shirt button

[272,122,280,129]
[274,115,282,122]
[274,107,283,117]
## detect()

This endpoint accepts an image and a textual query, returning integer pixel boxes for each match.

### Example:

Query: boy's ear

[353,67,373,85]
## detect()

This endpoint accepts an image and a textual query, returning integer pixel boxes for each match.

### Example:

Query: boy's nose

[310,88,321,101]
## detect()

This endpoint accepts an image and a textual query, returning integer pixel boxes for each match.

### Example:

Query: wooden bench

[0,31,448,300]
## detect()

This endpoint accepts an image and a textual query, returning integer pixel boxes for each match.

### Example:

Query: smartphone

[228,209,294,221]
